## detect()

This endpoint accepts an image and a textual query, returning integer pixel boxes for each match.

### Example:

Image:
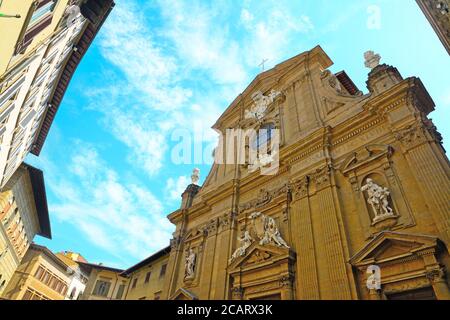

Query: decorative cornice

[239,184,289,212]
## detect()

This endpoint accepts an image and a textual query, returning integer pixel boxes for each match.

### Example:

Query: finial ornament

[364,51,381,69]
[191,168,200,185]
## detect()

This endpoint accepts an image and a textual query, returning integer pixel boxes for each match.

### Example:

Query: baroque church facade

[161,46,450,300]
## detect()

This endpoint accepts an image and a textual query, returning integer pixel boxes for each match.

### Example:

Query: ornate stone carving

[426,267,446,283]
[231,287,244,299]
[361,178,395,223]
[312,165,332,189]
[206,219,218,236]
[394,124,428,148]
[291,176,309,199]
[170,236,181,250]
[244,90,281,121]
[218,213,234,232]
[184,248,196,280]
[239,184,288,211]
[244,249,272,265]
[249,212,289,248]
[279,275,294,288]
[229,231,254,263]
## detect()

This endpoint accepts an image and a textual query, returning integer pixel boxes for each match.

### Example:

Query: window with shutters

[93,280,111,297]
[15,1,58,55]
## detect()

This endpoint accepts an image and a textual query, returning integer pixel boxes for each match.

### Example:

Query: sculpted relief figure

[244,90,281,121]
[250,212,289,249]
[229,231,254,263]
[184,248,196,280]
[361,178,394,222]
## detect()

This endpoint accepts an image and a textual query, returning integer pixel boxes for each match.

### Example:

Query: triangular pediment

[340,144,394,174]
[170,287,198,300]
[349,231,439,267]
[228,242,293,273]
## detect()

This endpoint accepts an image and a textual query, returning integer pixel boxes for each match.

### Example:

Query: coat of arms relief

[244,90,281,121]
[242,89,283,174]
[229,211,289,263]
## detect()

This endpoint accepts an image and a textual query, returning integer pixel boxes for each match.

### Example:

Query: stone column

[426,267,450,300]
[290,176,320,299]
[311,166,352,299]
[199,220,217,299]
[395,122,450,244]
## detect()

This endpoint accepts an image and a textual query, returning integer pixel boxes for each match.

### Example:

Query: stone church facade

[161,46,450,300]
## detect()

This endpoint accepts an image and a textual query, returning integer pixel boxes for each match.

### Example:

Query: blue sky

[27,0,450,269]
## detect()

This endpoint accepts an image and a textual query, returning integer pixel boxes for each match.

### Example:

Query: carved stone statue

[361,178,394,222]
[260,215,290,248]
[245,90,281,120]
[191,168,200,185]
[185,248,196,280]
[229,231,254,263]
[364,51,381,69]
[250,212,289,248]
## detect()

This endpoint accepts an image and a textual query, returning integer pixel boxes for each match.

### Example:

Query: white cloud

[165,175,190,202]
[44,144,173,262]
[240,7,314,67]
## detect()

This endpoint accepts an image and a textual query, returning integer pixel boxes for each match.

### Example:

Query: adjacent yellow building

[2,243,71,300]
[121,246,170,300]
[0,163,50,296]
[78,261,127,300]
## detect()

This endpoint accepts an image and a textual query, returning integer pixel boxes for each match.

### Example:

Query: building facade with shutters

[0,163,50,296]
[159,46,450,300]
[56,251,89,300]
[1,243,71,300]
[0,0,114,188]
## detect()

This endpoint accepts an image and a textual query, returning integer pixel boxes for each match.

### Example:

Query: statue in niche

[229,231,254,263]
[361,178,394,222]
[184,248,196,280]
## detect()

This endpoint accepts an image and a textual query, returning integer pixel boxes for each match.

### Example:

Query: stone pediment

[228,242,294,273]
[349,231,439,267]
[170,287,198,300]
[340,144,394,175]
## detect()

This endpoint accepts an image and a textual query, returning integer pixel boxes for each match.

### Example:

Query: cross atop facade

[258,58,268,72]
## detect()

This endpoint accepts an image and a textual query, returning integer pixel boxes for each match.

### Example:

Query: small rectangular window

[159,264,167,278]
[144,272,151,283]
[115,284,125,299]
[131,278,138,289]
